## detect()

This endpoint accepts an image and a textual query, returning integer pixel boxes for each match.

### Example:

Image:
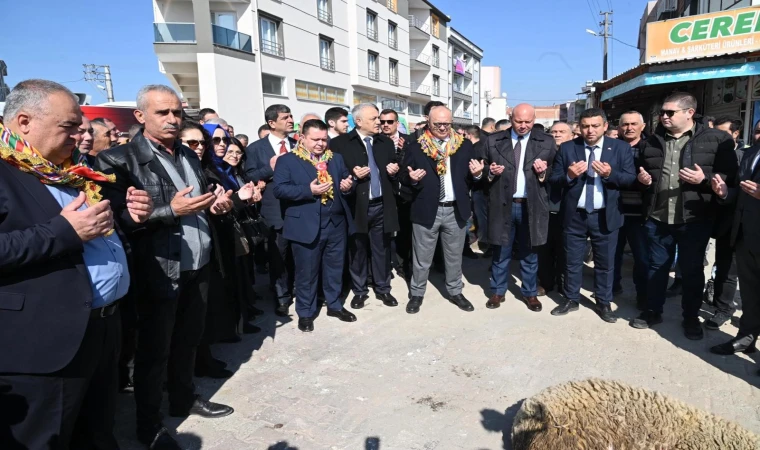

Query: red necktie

[279,140,287,155]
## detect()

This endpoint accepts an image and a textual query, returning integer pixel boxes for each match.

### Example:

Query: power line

[611,37,637,49]
[58,77,85,84]
[584,0,599,28]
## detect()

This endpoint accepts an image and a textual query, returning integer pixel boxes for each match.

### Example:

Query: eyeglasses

[380,120,396,125]
[212,136,231,146]
[432,122,453,129]
[183,139,205,149]
[659,109,688,117]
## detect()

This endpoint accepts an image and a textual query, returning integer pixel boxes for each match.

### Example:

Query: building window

[388,21,398,50]
[259,15,284,56]
[213,12,236,30]
[319,37,335,70]
[409,102,423,115]
[389,59,399,86]
[432,45,440,68]
[433,75,440,96]
[354,92,377,106]
[295,80,346,104]
[262,73,285,96]
[317,0,332,24]
[368,51,379,81]
[386,0,397,13]
[366,11,378,41]
[431,14,440,38]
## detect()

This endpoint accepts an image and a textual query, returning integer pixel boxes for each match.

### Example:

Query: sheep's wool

[512,378,759,450]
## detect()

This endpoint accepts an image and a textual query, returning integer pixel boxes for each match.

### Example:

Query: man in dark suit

[331,104,399,309]
[549,108,636,323]
[244,104,297,316]
[482,104,555,312]
[273,119,357,332]
[465,125,489,255]
[400,106,485,314]
[0,80,152,449]
[710,145,760,361]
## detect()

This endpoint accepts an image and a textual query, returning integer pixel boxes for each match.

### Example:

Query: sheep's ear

[511,402,548,450]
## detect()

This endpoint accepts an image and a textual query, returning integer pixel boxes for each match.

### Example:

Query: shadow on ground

[480,400,524,450]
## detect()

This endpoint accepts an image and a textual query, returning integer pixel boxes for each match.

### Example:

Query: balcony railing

[454,110,472,119]
[411,49,431,65]
[453,85,472,100]
[464,69,472,79]
[387,0,397,12]
[389,36,398,50]
[367,28,378,41]
[433,86,440,96]
[408,15,429,34]
[432,57,440,68]
[368,68,379,81]
[320,57,335,71]
[154,22,196,43]
[318,8,333,24]
[411,82,431,96]
[212,24,252,53]
[261,38,284,57]
[389,73,399,86]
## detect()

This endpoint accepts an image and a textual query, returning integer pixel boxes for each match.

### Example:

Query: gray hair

[351,103,379,120]
[205,117,229,127]
[136,84,180,111]
[300,112,321,125]
[550,121,572,131]
[3,79,77,121]
[619,110,645,124]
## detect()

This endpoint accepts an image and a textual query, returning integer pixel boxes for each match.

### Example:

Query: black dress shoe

[219,335,242,344]
[394,266,407,279]
[275,302,291,317]
[449,294,474,312]
[376,293,398,307]
[298,317,314,332]
[630,311,663,329]
[243,322,261,334]
[596,304,618,323]
[710,336,757,355]
[407,296,423,314]
[194,364,233,379]
[350,294,369,309]
[327,308,357,322]
[137,426,181,450]
[169,396,234,419]
[682,317,704,341]
[550,300,579,316]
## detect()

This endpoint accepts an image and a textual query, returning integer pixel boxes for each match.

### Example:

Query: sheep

[511,378,759,450]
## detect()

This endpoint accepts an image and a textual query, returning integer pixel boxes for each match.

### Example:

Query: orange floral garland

[293,143,334,204]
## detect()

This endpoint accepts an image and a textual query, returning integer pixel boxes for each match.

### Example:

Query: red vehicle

[81,105,138,132]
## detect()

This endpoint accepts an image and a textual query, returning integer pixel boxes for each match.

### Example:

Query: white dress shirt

[574,137,606,211]
[268,133,294,155]
[512,129,531,198]
[435,136,482,201]
[356,130,382,199]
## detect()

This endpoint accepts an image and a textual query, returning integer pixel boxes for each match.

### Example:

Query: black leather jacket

[95,132,218,298]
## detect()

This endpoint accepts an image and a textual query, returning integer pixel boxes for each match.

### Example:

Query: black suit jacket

[0,160,92,374]
[721,145,760,251]
[330,130,399,234]
[243,136,298,230]
[400,137,480,228]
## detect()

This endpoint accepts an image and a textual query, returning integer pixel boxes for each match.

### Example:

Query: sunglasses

[212,136,231,146]
[659,109,687,117]
[432,122,453,129]
[183,139,205,149]
[380,120,396,125]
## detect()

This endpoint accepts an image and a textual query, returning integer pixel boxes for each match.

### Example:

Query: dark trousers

[0,309,122,450]
[134,266,209,433]
[472,190,488,242]
[645,218,712,318]
[536,212,564,293]
[269,227,294,305]
[490,202,538,297]
[613,215,649,297]
[564,209,617,305]
[291,219,346,318]
[736,238,760,338]
[392,198,413,270]
[349,203,392,296]
[118,290,138,389]
[712,234,738,315]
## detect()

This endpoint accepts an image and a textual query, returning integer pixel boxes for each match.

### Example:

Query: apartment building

[479,66,508,122]
[0,60,9,102]
[448,27,481,127]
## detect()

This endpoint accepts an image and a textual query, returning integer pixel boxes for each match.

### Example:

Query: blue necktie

[585,146,596,213]
[365,137,381,198]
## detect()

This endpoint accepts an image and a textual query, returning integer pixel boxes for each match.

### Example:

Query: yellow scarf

[417,129,464,175]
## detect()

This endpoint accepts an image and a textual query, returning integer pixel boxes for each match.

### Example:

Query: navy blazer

[399,138,480,228]
[0,160,93,374]
[244,136,297,229]
[272,152,356,244]
[549,137,636,232]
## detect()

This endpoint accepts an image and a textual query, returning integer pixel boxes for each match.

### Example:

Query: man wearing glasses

[631,92,738,340]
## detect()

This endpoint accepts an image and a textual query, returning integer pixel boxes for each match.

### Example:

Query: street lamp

[585,29,598,36]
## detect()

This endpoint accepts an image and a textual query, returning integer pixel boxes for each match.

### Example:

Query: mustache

[163,124,179,130]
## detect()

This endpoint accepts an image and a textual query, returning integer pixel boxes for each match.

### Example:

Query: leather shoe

[407,296,423,314]
[630,311,663,329]
[522,295,542,312]
[350,294,368,309]
[376,293,398,307]
[194,364,233,379]
[298,317,314,332]
[537,286,547,297]
[327,308,357,322]
[449,294,474,312]
[169,396,234,419]
[710,336,757,355]
[275,302,291,317]
[682,317,704,341]
[486,294,504,309]
[550,300,579,316]
[137,426,181,450]
[596,304,618,323]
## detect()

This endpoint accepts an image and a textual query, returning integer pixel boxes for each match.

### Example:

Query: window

[386,0,397,13]
[317,0,332,24]
[354,92,377,106]
[432,45,440,68]
[408,102,423,115]
[431,14,440,38]
[259,15,284,56]
[388,21,398,49]
[368,52,379,81]
[433,75,440,96]
[366,11,378,41]
[319,37,334,70]
[389,59,398,86]
[262,73,284,96]
[295,80,346,104]
[213,12,236,30]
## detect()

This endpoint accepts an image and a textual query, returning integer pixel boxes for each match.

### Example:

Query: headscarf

[202,124,239,191]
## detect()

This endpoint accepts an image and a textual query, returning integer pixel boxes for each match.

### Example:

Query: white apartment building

[447,27,481,127]
[479,65,508,123]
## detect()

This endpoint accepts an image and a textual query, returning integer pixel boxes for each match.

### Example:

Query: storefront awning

[601,62,760,102]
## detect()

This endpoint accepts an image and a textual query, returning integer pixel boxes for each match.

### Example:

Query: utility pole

[83,64,115,102]
[601,11,612,81]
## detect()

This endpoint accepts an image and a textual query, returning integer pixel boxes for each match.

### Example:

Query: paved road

[115,246,759,449]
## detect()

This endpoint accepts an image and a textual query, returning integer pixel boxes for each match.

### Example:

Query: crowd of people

[0,78,758,450]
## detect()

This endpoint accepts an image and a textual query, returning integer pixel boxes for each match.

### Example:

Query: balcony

[411,48,431,71]
[389,36,398,50]
[452,85,472,101]
[464,69,472,79]
[320,57,335,71]
[261,38,284,57]
[411,82,431,96]
[318,8,333,25]
[367,27,378,41]
[432,57,440,68]
[454,110,472,119]
[389,73,399,86]
[386,0,397,13]
[408,15,429,38]
[368,68,379,81]
[154,22,196,44]
[433,86,440,97]
[212,25,252,53]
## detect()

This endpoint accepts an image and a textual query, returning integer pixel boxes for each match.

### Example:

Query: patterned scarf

[417,129,464,175]
[0,123,116,207]
[293,143,334,204]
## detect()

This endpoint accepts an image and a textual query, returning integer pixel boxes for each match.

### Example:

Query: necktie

[513,136,523,193]
[279,140,287,155]
[438,139,446,201]
[585,146,596,213]
[364,137,381,198]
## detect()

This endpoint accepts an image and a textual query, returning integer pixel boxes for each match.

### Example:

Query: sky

[4,0,645,107]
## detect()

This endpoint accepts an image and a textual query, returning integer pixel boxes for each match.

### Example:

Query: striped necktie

[438,139,446,201]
